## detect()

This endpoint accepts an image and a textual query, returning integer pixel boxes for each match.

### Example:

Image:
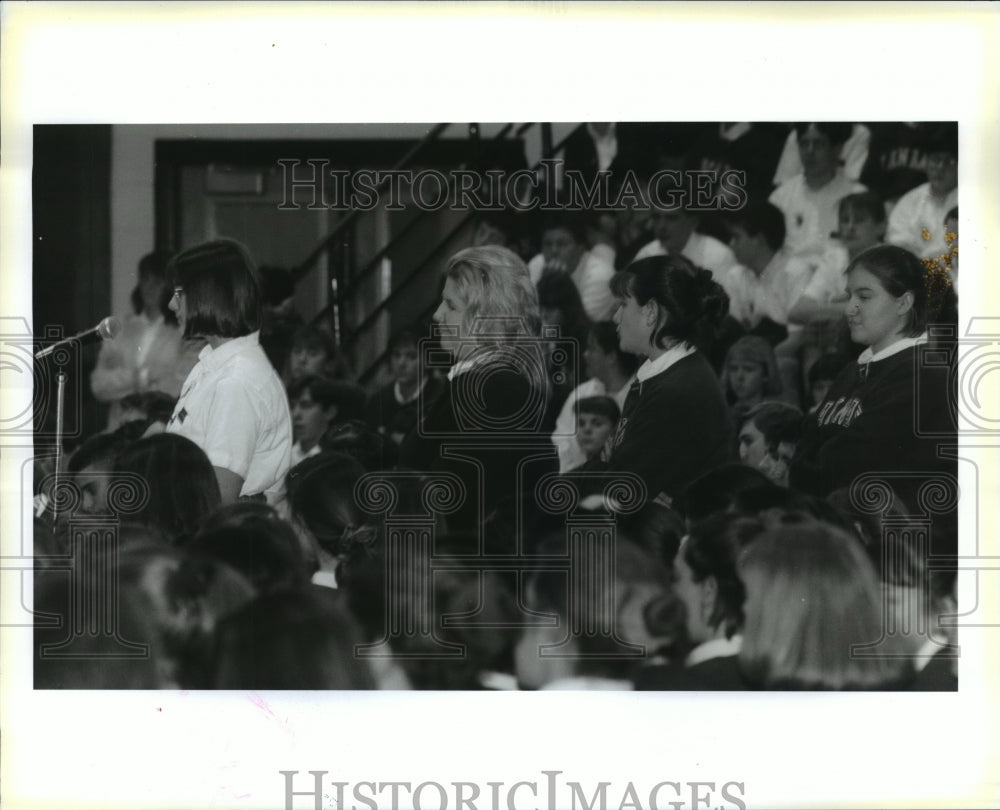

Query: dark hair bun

[694,268,730,327]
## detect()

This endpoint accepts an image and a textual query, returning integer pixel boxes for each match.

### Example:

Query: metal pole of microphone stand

[51,369,67,520]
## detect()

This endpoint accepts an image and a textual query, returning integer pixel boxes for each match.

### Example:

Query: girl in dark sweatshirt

[606,254,733,510]
[791,245,956,558]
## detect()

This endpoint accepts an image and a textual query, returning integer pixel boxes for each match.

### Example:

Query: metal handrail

[306,122,586,382]
[290,122,451,281]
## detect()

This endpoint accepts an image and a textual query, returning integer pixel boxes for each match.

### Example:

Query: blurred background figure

[91,249,200,430]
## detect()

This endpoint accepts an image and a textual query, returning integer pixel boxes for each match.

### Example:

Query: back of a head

[112,543,256,687]
[68,430,136,475]
[114,433,222,544]
[191,502,310,594]
[680,512,767,639]
[680,462,775,525]
[287,451,376,564]
[211,589,375,690]
[169,239,262,339]
[319,419,398,471]
[525,534,669,681]
[743,401,803,449]
[739,520,908,689]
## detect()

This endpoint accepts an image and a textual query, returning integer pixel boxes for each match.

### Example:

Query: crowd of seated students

[34,120,960,691]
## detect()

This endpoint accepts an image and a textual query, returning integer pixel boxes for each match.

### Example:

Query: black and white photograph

[2,4,998,810]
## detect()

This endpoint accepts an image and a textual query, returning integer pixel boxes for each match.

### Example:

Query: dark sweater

[792,345,954,497]
[398,355,558,544]
[606,351,732,507]
[365,376,445,443]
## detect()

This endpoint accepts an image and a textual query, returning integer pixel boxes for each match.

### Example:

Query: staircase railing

[293,122,584,385]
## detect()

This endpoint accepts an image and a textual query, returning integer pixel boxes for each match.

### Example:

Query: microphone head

[99,316,122,340]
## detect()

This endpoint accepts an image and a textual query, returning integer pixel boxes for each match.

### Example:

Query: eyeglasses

[172,287,184,300]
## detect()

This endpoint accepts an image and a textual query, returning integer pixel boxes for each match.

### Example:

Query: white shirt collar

[685,634,743,667]
[197,331,260,369]
[394,377,426,404]
[636,343,697,383]
[857,332,928,365]
[447,348,497,381]
[310,570,338,589]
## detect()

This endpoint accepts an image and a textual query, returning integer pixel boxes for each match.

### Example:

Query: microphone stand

[51,368,67,521]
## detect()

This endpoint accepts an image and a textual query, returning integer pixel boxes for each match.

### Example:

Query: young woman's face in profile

[433,277,472,360]
[612,295,652,356]
[844,265,909,353]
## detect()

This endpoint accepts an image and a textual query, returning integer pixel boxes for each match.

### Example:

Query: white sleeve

[886,189,922,254]
[575,253,617,322]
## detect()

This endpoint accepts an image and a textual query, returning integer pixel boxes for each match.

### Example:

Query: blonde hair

[445,245,540,345]
[739,521,909,690]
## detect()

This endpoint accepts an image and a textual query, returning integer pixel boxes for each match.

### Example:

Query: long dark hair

[611,254,730,353]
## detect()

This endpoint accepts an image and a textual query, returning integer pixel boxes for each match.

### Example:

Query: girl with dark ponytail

[606,254,734,509]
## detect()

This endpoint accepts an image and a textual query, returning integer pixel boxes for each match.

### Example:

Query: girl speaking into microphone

[165,240,293,504]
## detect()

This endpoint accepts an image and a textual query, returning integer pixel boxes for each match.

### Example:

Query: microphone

[35,316,122,360]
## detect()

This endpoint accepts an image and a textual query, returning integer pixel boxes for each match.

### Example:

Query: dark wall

[33,125,112,442]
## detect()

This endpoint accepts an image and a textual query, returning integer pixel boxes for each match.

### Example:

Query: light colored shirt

[887,182,958,260]
[636,343,697,383]
[769,169,867,257]
[632,231,738,283]
[527,248,617,322]
[167,331,292,502]
[722,248,816,331]
[685,634,743,667]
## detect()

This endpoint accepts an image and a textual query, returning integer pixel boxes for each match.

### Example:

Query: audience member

[258,264,304,375]
[527,212,617,321]
[736,402,803,487]
[607,254,732,510]
[720,335,785,429]
[739,520,911,690]
[91,249,200,430]
[791,245,956,545]
[769,123,867,258]
[632,193,738,284]
[887,123,958,260]
[288,374,365,466]
[286,451,377,589]
[568,395,620,471]
[365,327,444,446]
[165,239,293,504]
[288,324,353,383]
[114,433,222,545]
[551,320,640,473]
[399,245,559,537]
[211,589,375,690]
[636,514,767,690]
